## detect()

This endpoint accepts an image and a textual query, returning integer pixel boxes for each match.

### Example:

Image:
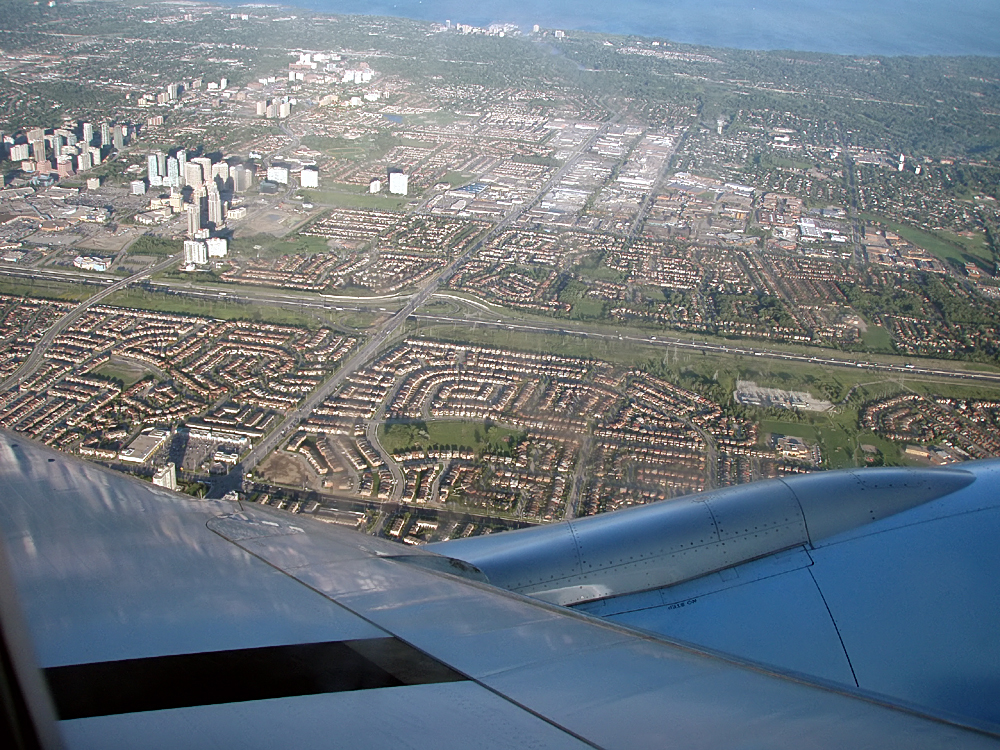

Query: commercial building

[183,240,208,265]
[152,462,177,491]
[118,429,170,464]
[232,164,253,192]
[388,170,408,195]
[206,237,228,258]
[207,185,224,226]
[186,203,200,236]
[267,165,289,184]
[300,167,319,188]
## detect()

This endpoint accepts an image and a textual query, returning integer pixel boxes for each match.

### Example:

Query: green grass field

[90,360,150,388]
[380,419,523,455]
[0,277,93,302]
[107,288,325,327]
[864,214,994,268]
[759,420,819,442]
[861,325,895,353]
[229,233,332,259]
[302,186,410,211]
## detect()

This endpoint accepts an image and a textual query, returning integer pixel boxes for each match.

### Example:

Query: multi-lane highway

[409,313,1000,385]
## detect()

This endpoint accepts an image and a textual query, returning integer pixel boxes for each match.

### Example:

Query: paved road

[0,253,181,393]
[210,114,624,497]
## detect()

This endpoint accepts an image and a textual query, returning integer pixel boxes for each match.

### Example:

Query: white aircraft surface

[0,430,997,748]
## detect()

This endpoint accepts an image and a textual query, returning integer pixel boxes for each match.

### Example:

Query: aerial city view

[1,0,999,547]
[5,1,1000,746]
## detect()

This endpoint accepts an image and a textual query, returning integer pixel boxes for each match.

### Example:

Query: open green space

[301,187,411,211]
[440,171,475,187]
[854,431,907,466]
[107,288,325,327]
[380,419,523,456]
[127,235,180,257]
[229,232,332,259]
[864,213,995,268]
[0,277,93,302]
[860,325,895,353]
[90,360,152,388]
[411,322,1000,403]
[759,420,819,442]
[760,411,861,469]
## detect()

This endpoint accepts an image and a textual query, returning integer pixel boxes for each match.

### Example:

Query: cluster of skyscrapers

[138,148,254,247]
[1,121,128,179]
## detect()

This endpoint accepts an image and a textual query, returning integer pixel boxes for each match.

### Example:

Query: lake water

[278,0,1000,57]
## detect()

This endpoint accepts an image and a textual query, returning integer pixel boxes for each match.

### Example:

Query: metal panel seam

[206,521,607,750]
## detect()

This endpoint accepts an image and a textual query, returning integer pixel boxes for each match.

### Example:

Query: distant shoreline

[217,0,1000,58]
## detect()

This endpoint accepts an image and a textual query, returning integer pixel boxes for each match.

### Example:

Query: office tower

[186,203,200,236]
[192,156,212,184]
[152,463,177,491]
[278,101,291,118]
[184,162,203,188]
[147,152,162,186]
[211,162,229,186]
[113,125,124,151]
[10,144,28,161]
[56,156,74,178]
[206,237,228,258]
[300,167,319,188]
[177,149,187,186]
[88,146,101,166]
[232,164,253,192]
[207,184,223,226]
[388,170,408,195]
[100,123,111,147]
[266,165,288,184]
[183,240,207,265]
[167,83,179,101]
[155,151,167,178]
[30,139,45,162]
[82,122,94,146]
[77,151,93,172]
[166,157,180,188]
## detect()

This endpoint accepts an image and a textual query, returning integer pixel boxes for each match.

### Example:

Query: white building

[206,237,228,258]
[267,166,289,184]
[131,180,147,195]
[184,162,203,187]
[369,178,381,194]
[207,185,224,226]
[388,171,408,195]
[183,240,207,265]
[152,462,177,491]
[300,167,319,188]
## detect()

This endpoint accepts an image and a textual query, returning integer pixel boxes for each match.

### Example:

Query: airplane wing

[0,431,997,749]
[432,460,1000,735]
